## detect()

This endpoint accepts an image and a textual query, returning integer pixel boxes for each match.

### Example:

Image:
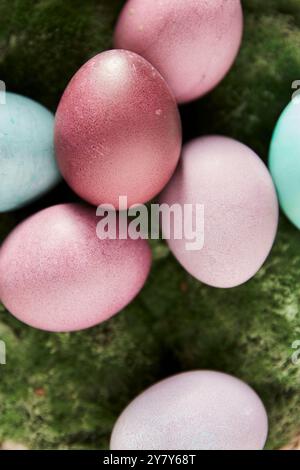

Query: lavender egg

[160,136,279,288]
[55,50,182,208]
[114,0,243,103]
[110,370,268,450]
[0,203,151,332]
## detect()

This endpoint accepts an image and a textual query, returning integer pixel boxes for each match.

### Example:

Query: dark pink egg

[55,50,182,208]
[0,204,152,332]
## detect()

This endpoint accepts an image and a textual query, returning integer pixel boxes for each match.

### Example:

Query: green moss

[0,300,162,449]
[0,0,125,110]
[1,0,300,450]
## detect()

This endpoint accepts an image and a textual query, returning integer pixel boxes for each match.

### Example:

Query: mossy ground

[0,0,300,449]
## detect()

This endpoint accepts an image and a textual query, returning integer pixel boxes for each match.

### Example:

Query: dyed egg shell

[0,92,60,212]
[55,50,182,208]
[160,136,278,288]
[0,204,151,332]
[114,0,243,103]
[269,100,300,229]
[110,370,268,450]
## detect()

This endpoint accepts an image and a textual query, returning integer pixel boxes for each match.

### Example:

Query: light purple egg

[160,136,279,288]
[110,370,268,450]
[0,203,151,332]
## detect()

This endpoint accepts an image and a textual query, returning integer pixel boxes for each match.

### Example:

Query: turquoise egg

[269,99,300,229]
[0,92,61,212]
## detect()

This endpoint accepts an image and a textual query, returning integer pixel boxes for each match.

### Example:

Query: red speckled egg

[55,50,182,208]
[114,0,243,103]
[0,204,152,332]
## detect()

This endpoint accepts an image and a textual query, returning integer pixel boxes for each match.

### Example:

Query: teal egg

[269,99,300,229]
[0,92,61,212]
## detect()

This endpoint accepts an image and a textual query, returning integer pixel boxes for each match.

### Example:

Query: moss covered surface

[0,0,300,449]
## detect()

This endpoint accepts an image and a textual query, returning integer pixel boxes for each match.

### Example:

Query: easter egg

[114,0,243,104]
[269,100,300,229]
[0,203,151,332]
[55,50,182,208]
[110,370,268,450]
[160,136,278,288]
[0,92,60,212]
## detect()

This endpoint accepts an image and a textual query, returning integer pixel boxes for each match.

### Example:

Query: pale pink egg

[110,370,268,450]
[114,0,243,103]
[0,204,151,332]
[159,136,278,288]
[55,50,182,208]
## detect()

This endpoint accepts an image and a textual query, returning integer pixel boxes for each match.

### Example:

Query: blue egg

[269,99,300,229]
[0,92,61,212]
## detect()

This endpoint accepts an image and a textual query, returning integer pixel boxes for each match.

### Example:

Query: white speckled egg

[110,370,268,450]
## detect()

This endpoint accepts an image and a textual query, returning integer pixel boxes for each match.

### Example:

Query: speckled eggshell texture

[0,203,152,332]
[114,0,243,103]
[55,50,182,208]
[110,370,268,450]
[269,99,300,229]
[160,136,279,288]
[0,92,61,212]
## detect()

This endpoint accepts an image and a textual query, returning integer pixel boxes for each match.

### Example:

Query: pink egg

[55,50,182,208]
[114,0,243,103]
[110,370,268,450]
[160,136,278,288]
[0,204,151,332]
